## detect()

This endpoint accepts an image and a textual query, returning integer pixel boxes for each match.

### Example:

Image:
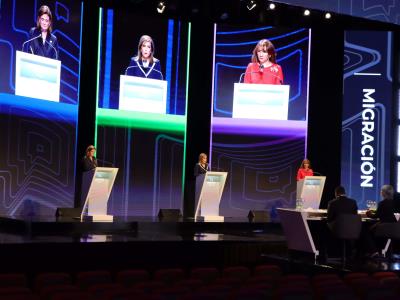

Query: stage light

[325,12,332,19]
[268,3,276,10]
[246,0,257,11]
[304,9,310,16]
[156,1,166,14]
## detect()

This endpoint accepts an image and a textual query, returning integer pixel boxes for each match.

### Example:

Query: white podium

[119,75,167,113]
[296,176,326,209]
[15,51,61,102]
[195,172,227,221]
[81,167,118,221]
[232,83,290,120]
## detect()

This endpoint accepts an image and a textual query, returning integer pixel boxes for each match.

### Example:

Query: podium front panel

[232,83,290,120]
[300,176,326,209]
[15,51,61,102]
[119,75,167,113]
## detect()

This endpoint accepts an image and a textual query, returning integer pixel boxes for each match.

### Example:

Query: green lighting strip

[94,7,103,148]
[97,108,186,134]
[181,22,191,201]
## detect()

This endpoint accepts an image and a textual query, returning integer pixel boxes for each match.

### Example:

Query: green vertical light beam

[182,22,191,202]
[94,7,103,148]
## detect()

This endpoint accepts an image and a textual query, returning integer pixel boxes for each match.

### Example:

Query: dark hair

[335,186,346,196]
[85,145,96,155]
[251,39,277,64]
[36,5,53,32]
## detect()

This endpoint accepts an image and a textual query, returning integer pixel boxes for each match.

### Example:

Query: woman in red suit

[244,39,283,85]
[297,159,313,181]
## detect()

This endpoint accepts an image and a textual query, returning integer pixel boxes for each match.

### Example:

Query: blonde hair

[300,158,311,169]
[198,153,207,163]
[251,39,277,64]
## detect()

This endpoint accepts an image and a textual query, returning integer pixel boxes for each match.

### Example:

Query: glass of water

[296,198,303,210]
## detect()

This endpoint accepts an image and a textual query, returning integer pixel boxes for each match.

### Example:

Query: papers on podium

[15,51,61,102]
[119,75,168,113]
[232,83,290,120]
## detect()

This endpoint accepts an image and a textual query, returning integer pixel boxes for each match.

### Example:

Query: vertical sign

[342,31,393,207]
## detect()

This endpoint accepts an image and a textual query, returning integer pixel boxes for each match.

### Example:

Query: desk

[277,208,374,260]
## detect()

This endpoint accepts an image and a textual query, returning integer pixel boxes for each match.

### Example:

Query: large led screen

[96,9,189,216]
[211,25,311,217]
[0,1,82,216]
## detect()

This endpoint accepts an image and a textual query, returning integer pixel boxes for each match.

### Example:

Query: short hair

[198,153,207,162]
[381,185,394,200]
[137,35,155,64]
[251,39,277,64]
[335,186,346,196]
[36,5,53,33]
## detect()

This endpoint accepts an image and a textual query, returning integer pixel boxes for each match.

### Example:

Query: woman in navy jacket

[125,35,163,80]
[23,5,59,60]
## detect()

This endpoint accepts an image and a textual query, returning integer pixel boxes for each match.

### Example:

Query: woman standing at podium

[125,35,163,80]
[296,158,313,181]
[23,5,59,60]
[243,39,283,85]
[82,145,98,172]
[194,153,210,177]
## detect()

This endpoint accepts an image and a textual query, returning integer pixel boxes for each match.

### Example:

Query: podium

[232,83,290,120]
[81,167,118,221]
[296,176,326,209]
[119,75,167,113]
[15,51,61,102]
[195,172,227,221]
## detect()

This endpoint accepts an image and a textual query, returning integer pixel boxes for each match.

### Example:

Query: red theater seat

[116,269,150,287]
[190,267,219,284]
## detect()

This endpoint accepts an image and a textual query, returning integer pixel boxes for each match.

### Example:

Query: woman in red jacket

[297,159,313,181]
[244,39,283,85]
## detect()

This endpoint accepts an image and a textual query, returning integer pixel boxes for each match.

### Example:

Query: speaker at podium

[195,171,228,221]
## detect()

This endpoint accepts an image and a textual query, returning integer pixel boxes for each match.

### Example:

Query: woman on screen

[23,5,59,60]
[82,145,98,172]
[296,158,313,181]
[194,153,210,177]
[125,35,163,80]
[244,39,283,85]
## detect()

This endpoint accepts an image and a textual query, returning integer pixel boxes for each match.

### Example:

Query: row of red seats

[0,266,399,300]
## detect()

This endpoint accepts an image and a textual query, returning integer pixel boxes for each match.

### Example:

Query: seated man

[365,185,397,256]
[327,186,358,224]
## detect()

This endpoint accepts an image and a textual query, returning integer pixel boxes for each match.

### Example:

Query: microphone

[238,71,260,83]
[125,65,139,75]
[22,34,41,52]
[152,68,164,81]
[312,171,323,176]
[238,68,283,84]
[45,40,58,60]
[124,65,164,80]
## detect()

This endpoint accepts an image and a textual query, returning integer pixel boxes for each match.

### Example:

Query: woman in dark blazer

[194,153,210,177]
[82,145,98,172]
[23,5,59,60]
